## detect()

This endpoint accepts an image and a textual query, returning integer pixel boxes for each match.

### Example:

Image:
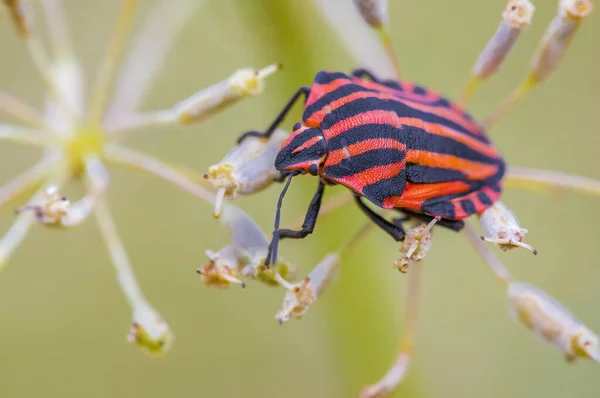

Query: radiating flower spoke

[505,166,600,197]
[0,124,58,146]
[0,90,46,128]
[0,155,59,210]
[103,143,215,204]
[87,0,139,125]
[104,0,205,127]
[94,197,173,357]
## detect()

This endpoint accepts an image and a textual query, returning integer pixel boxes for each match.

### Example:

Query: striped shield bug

[239,68,506,266]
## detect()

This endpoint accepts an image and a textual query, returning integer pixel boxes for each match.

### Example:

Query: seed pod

[394,217,439,273]
[353,0,388,28]
[275,253,340,323]
[529,0,593,83]
[205,129,288,218]
[3,0,33,37]
[174,64,280,125]
[479,201,537,254]
[128,302,173,357]
[472,0,535,80]
[507,282,600,362]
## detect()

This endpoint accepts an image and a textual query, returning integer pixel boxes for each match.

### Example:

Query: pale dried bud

[205,129,288,218]
[394,217,438,273]
[507,282,600,362]
[275,253,340,323]
[472,0,535,79]
[3,0,33,37]
[197,246,245,288]
[128,303,173,357]
[218,205,296,287]
[530,0,593,83]
[353,0,388,28]
[174,64,280,125]
[479,201,537,254]
[15,184,95,228]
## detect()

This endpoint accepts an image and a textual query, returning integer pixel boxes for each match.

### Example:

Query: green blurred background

[0,0,599,397]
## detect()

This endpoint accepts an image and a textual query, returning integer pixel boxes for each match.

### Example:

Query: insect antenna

[265,171,299,267]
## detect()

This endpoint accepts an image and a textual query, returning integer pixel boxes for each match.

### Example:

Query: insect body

[239,69,506,265]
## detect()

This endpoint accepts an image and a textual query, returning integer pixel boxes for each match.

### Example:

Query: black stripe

[325,148,405,178]
[423,201,456,219]
[314,70,349,85]
[362,171,407,207]
[318,97,489,144]
[460,199,476,215]
[326,122,496,166]
[303,83,375,121]
[413,85,427,95]
[405,164,468,183]
[478,191,493,206]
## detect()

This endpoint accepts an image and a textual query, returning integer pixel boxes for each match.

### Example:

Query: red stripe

[323,109,402,140]
[334,163,405,194]
[292,136,323,154]
[326,138,406,167]
[406,150,498,181]
[305,78,352,107]
[382,181,471,210]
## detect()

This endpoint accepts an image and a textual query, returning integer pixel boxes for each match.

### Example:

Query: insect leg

[351,68,382,82]
[354,195,405,241]
[237,86,311,144]
[265,179,325,266]
[398,209,465,232]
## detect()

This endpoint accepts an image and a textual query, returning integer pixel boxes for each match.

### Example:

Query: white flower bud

[174,64,280,125]
[507,282,600,362]
[128,303,173,357]
[353,0,388,28]
[275,253,340,323]
[472,0,535,79]
[530,0,593,83]
[205,130,288,218]
[479,201,537,254]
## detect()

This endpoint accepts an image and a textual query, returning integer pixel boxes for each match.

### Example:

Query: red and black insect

[239,68,505,265]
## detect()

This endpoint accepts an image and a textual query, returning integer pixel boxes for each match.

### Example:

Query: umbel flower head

[0,0,279,356]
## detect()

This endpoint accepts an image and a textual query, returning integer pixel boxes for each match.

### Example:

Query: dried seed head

[197,246,245,288]
[394,217,438,273]
[174,64,280,125]
[127,303,173,358]
[503,0,535,29]
[275,253,340,323]
[205,129,288,218]
[15,184,96,228]
[471,0,534,80]
[353,0,388,28]
[560,0,594,20]
[2,0,33,37]
[530,0,593,83]
[479,201,537,254]
[507,282,600,362]
[15,184,70,226]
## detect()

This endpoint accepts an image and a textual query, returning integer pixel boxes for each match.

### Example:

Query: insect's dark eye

[293,122,302,131]
[308,163,319,176]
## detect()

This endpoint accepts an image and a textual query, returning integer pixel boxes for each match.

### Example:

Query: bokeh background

[0,1,599,397]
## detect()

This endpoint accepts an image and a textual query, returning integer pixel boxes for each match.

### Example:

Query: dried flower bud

[3,0,33,37]
[174,64,280,125]
[128,303,173,357]
[205,129,287,218]
[197,246,245,288]
[275,253,340,323]
[507,282,600,362]
[15,184,94,228]
[479,201,537,254]
[353,0,388,28]
[530,0,593,83]
[394,217,438,273]
[472,0,535,79]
